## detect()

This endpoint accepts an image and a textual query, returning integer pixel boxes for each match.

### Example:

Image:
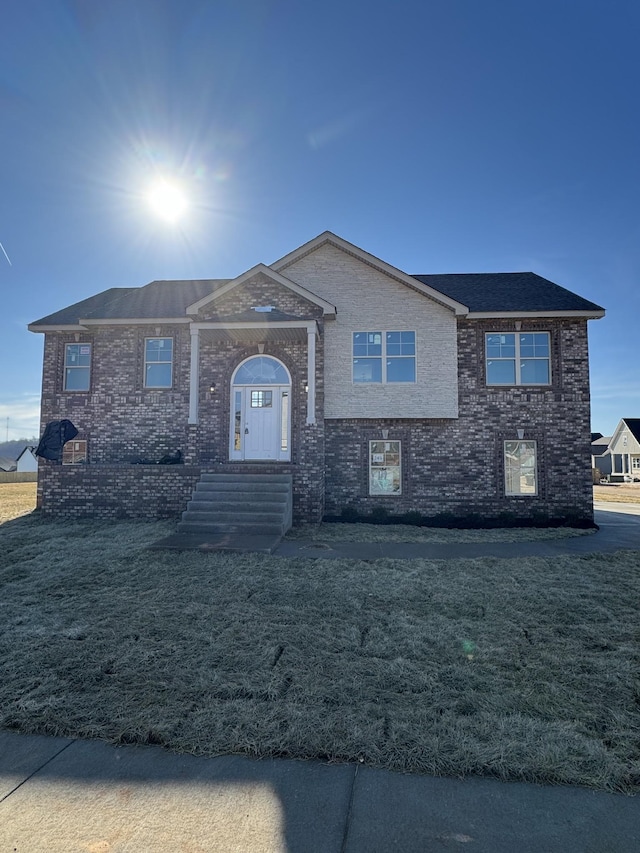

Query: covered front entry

[230,357,291,461]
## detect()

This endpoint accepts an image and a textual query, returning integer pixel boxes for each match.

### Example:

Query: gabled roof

[0,457,17,472]
[619,419,640,443]
[412,273,604,316]
[16,446,36,460]
[271,231,469,315]
[28,232,605,331]
[605,418,640,455]
[29,281,224,329]
[186,264,336,316]
[591,436,611,454]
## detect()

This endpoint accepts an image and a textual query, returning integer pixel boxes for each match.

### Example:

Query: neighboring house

[604,419,640,481]
[591,435,612,478]
[28,231,605,524]
[16,446,38,473]
[0,457,17,473]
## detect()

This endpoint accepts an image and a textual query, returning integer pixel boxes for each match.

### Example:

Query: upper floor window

[64,343,91,391]
[486,332,550,385]
[353,331,416,383]
[144,338,173,388]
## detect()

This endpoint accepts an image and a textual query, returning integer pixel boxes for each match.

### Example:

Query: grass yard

[594,484,640,505]
[1,504,639,793]
[0,482,37,523]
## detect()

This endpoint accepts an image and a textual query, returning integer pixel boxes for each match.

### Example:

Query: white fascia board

[270,231,469,315]
[192,319,318,335]
[79,317,191,325]
[28,324,90,333]
[467,310,606,319]
[186,264,337,316]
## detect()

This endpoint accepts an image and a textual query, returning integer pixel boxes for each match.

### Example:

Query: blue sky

[1,0,638,440]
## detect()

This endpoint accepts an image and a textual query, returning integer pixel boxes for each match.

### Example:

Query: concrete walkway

[1,730,637,853]
[2,503,638,852]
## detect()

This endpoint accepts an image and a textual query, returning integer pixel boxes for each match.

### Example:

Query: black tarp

[35,419,79,462]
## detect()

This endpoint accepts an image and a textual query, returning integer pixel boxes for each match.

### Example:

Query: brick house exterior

[29,232,604,525]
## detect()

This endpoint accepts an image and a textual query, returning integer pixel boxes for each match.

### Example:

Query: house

[604,419,640,481]
[591,434,612,479]
[16,446,38,473]
[28,231,605,526]
[0,457,17,473]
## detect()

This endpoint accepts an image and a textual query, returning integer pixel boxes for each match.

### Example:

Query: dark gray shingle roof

[30,280,228,326]
[412,272,603,313]
[30,269,604,328]
[621,419,640,444]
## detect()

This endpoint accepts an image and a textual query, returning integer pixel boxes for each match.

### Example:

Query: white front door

[230,384,291,461]
[244,387,278,460]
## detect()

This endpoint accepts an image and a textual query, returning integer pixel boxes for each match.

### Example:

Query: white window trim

[63,342,92,392]
[369,440,402,495]
[352,331,417,384]
[504,440,538,497]
[144,337,174,389]
[486,332,551,386]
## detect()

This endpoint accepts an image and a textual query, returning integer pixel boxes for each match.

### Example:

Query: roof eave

[80,317,191,325]
[28,323,90,333]
[465,310,606,320]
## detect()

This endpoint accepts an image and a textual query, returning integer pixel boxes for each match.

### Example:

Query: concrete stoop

[177,472,293,538]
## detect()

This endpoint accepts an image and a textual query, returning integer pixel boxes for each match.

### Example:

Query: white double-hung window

[64,343,91,391]
[144,338,173,388]
[504,440,538,496]
[353,331,416,383]
[486,333,550,385]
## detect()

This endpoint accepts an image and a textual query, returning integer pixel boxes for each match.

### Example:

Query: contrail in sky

[0,241,12,266]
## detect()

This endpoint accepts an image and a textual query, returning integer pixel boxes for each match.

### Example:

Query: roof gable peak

[186,263,336,316]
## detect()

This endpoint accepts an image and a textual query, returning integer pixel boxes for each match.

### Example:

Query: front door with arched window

[230,356,291,461]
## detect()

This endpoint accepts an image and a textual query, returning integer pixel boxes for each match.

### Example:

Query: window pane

[65,367,90,391]
[520,359,550,384]
[486,360,516,384]
[369,440,401,495]
[65,343,91,367]
[486,333,515,358]
[234,356,289,384]
[353,358,382,383]
[505,441,537,496]
[146,338,173,362]
[387,357,415,382]
[145,363,172,387]
[251,390,273,407]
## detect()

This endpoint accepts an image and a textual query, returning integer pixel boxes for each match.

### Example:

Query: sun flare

[146,179,188,223]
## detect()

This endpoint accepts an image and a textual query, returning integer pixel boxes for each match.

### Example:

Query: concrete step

[181,509,285,525]
[195,481,290,494]
[178,473,293,536]
[188,491,288,505]
[177,520,286,536]
[186,500,287,515]
[200,473,291,484]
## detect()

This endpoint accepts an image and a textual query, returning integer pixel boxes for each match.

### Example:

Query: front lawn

[1,510,638,793]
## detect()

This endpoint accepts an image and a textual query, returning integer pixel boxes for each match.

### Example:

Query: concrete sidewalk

[0,731,637,852]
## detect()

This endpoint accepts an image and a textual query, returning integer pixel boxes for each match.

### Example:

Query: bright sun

[146,179,188,223]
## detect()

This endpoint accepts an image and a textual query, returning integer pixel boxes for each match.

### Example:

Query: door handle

[245,427,249,434]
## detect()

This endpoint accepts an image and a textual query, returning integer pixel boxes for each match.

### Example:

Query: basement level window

[369,440,402,495]
[504,440,537,496]
[63,440,87,465]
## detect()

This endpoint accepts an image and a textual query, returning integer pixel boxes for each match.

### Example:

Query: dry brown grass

[594,484,640,505]
[0,482,37,523]
[1,511,639,793]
